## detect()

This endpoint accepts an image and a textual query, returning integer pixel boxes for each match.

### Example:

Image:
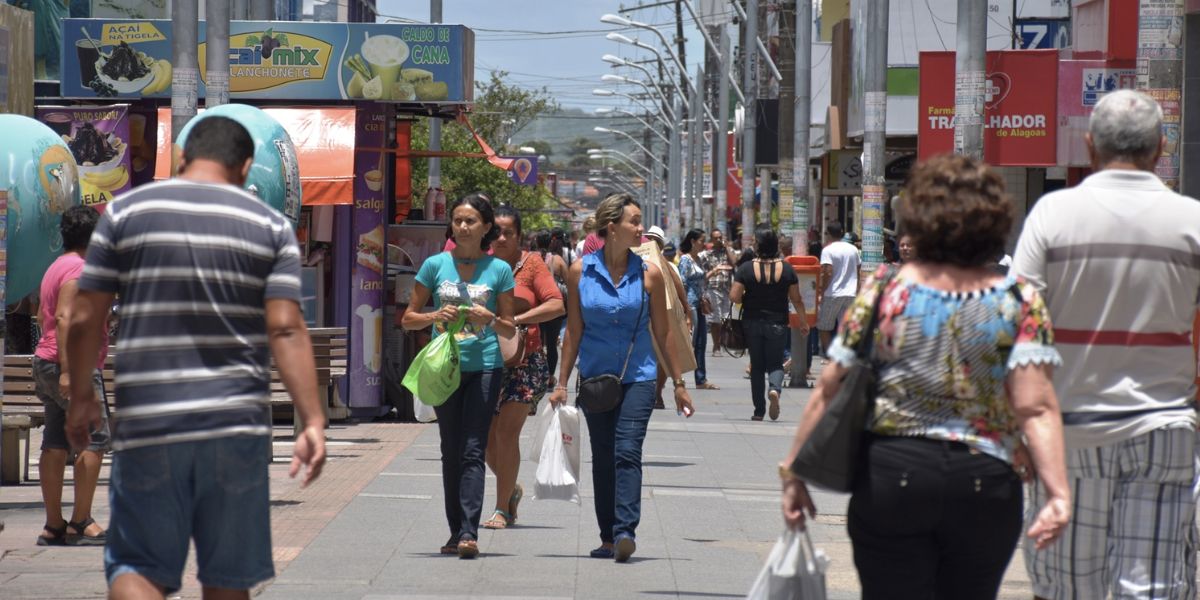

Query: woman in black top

[730,226,809,421]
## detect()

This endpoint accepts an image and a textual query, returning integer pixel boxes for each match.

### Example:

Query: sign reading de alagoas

[60,19,474,103]
[917,49,1058,166]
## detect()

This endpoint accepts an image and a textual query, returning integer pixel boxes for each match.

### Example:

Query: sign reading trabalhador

[917,49,1058,166]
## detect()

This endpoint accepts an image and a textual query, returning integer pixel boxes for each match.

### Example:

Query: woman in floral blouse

[779,155,1071,599]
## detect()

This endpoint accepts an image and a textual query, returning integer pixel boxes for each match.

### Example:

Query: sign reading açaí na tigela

[60,19,474,103]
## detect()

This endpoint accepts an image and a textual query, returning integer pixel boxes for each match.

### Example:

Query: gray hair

[1088,90,1163,165]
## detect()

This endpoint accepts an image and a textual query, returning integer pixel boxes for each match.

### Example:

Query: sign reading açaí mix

[60,19,474,103]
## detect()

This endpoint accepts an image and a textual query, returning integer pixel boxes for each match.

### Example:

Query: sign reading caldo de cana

[60,19,474,103]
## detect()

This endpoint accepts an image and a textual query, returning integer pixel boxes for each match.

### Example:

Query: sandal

[67,517,106,546]
[457,538,479,559]
[36,522,68,546]
[482,509,513,530]
[508,484,524,523]
[697,382,721,390]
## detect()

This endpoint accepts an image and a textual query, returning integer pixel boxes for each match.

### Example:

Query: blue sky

[373,0,712,110]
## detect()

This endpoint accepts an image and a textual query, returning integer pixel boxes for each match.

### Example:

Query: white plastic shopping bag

[527,401,554,463]
[746,529,829,600]
[532,404,581,503]
[413,394,437,423]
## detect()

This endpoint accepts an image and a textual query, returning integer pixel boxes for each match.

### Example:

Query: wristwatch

[777,463,799,482]
[672,378,686,389]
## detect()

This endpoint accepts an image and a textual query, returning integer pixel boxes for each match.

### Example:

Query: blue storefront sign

[60,19,474,103]
[504,155,538,186]
[1016,18,1070,50]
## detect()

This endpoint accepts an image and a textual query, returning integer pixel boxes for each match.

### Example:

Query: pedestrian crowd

[18,89,1200,600]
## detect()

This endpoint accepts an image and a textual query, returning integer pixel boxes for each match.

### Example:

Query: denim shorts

[105,435,274,593]
[32,357,110,452]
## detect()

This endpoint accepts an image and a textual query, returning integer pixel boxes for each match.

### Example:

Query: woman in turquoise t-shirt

[402,192,516,559]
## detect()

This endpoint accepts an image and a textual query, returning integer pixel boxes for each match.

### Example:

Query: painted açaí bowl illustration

[95,52,155,93]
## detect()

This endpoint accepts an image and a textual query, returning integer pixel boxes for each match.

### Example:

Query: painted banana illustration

[83,165,129,191]
[141,59,174,95]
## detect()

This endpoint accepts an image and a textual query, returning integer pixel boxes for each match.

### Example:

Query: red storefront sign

[918,50,1059,166]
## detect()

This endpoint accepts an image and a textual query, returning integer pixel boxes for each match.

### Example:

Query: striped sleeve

[264,222,302,301]
[78,209,120,293]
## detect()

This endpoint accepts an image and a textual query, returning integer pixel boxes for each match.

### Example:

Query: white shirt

[820,241,861,297]
[1012,170,1200,448]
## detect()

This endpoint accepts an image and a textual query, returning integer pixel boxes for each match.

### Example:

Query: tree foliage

[408,71,564,231]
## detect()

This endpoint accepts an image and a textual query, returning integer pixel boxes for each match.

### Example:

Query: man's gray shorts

[32,356,111,452]
[817,295,855,332]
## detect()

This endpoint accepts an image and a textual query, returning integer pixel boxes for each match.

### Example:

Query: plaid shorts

[1024,426,1198,600]
[816,295,855,332]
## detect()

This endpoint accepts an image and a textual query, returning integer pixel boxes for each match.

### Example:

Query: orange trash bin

[786,255,820,329]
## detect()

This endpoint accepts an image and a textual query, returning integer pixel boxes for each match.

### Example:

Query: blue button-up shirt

[578,251,657,383]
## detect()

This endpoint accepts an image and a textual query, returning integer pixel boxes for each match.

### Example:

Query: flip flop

[508,484,524,523]
[482,509,512,530]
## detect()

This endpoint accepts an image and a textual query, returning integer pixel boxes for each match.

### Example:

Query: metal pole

[428,0,443,205]
[756,3,771,227]
[231,0,247,20]
[171,0,199,144]
[668,96,684,242]
[794,0,811,253]
[954,0,986,160]
[741,0,759,249]
[861,0,889,273]
[693,65,706,231]
[1138,0,1184,191]
[248,0,273,20]
[205,0,230,107]
[714,24,732,238]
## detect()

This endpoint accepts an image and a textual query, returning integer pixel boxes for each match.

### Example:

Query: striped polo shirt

[78,180,302,450]
[1012,170,1200,448]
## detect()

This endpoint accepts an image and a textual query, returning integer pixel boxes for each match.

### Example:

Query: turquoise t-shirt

[415,252,515,372]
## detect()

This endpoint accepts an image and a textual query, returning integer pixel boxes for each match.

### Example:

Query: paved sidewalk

[0,353,1048,598]
[257,354,1036,600]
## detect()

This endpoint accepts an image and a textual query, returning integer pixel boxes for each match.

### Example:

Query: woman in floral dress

[779,155,1071,599]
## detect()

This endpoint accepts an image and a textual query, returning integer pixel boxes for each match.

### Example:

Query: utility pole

[231,0,247,20]
[713,24,732,238]
[758,1,773,226]
[427,0,443,210]
[675,0,688,117]
[643,126,657,227]
[793,0,811,254]
[693,64,706,230]
[205,0,230,107]
[668,96,684,242]
[740,0,759,249]
[1137,0,1184,191]
[861,0,888,273]
[954,0,986,160]
[171,0,199,143]
[778,0,795,235]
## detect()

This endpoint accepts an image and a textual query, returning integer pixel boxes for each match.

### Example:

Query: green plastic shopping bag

[403,312,467,407]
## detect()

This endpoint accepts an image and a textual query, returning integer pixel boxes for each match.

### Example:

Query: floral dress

[827,266,1061,463]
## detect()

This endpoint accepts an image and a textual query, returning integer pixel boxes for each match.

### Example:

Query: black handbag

[577,290,645,413]
[722,303,747,357]
[788,273,893,492]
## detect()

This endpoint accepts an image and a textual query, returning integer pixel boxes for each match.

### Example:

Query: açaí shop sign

[917,49,1058,166]
[59,19,473,103]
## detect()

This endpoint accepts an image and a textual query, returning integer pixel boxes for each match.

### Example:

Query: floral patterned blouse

[827,266,1061,464]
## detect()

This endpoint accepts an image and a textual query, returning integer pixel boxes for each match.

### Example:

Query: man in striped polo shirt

[63,116,327,599]
[1013,90,1200,600]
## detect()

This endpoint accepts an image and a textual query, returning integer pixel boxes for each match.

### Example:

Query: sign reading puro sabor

[60,19,474,104]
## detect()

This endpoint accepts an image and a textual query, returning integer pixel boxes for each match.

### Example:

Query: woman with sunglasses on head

[547,193,695,563]
[402,192,516,559]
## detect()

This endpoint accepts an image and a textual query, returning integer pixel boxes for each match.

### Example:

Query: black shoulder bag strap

[617,276,647,380]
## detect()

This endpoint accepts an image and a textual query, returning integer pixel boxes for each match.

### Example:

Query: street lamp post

[595,108,670,144]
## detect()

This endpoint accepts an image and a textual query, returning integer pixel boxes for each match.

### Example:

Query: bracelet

[487,315,497,327]
[554,385,569,392]
[673,379,686,389]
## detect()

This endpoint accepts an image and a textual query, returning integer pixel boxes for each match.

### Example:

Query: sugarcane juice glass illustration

[360,35,408,100]
[356,304,383,373]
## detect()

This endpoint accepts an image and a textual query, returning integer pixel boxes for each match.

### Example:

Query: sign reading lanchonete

[60,19,474,103]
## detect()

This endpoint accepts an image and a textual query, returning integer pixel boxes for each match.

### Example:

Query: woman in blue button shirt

[402,192,516,559]
[547,193,695,563]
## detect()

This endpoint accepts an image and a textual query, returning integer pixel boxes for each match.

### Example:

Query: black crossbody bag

[576,290,645,413]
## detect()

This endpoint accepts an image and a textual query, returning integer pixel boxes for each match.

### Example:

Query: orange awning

[155,107,356,205]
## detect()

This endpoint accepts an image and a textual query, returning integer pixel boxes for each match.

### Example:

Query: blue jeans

[581,380,655,543]
[434,368,502,542]
[805,327,821,368]
[105,435,273,593]
[746,319,789,417]
[691,309,708,385]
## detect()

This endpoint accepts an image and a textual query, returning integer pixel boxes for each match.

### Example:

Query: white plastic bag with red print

[532,404,580,503]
